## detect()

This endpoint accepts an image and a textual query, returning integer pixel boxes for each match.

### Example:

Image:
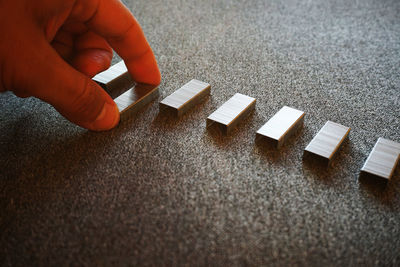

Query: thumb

[16,38,120,131]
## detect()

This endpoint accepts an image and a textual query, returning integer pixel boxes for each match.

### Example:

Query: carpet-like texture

[1,0,400,265]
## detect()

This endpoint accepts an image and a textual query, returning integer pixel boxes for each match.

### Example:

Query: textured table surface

[1,0,400,266]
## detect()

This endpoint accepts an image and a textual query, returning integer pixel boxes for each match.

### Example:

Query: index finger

[73,0,161,85]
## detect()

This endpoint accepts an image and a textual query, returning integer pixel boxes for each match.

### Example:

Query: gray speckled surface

[1,0,400,265]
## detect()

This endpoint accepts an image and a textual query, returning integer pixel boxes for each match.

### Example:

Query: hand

[0,0,161,131]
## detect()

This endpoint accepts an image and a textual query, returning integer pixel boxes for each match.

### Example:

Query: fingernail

[90,102,120,131]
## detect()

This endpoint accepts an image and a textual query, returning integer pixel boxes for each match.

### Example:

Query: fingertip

[155,68,162,85]
[128,53,162,86]
[86,100,120,131]
[22,36,119,132]
[149,68,161,86]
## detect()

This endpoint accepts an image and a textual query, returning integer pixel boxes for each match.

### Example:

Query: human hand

[0,0,161,130]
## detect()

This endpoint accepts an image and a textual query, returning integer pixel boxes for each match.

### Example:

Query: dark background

[1,0,400,265]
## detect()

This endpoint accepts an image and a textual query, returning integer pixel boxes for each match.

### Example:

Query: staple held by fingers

[92,61,134,99]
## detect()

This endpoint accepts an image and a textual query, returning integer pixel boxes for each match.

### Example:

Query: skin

[0,0,161,131]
